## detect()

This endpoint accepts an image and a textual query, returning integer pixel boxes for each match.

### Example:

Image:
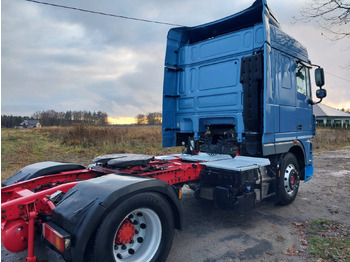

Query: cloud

[2,0,350,118]
[282,23,350,108]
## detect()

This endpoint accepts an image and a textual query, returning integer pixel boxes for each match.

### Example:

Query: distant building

[19,120,42,128]
[313,104,350,128]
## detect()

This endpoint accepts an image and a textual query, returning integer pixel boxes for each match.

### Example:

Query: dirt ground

[2,148,350,262]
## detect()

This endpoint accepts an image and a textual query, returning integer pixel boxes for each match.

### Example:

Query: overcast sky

[2,0,350,120]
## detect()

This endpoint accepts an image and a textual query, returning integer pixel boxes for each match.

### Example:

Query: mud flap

[304,165,314,182]
[2,162,85,186]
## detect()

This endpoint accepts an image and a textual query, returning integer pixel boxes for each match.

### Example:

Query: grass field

[2,126,350,181]
[312,127,350,153]
[1,125,180,181]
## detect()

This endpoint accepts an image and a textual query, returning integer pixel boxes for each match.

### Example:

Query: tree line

[32,110,108,126]
[2,111,163,128]
[1,110,108,128]
[1,115,33,128]
[135,112,162,125]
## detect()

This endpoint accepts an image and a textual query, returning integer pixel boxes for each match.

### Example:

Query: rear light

[42,222,71,253]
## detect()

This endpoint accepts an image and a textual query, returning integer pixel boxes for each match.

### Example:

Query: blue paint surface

[304,165,314,182]
[162,0,315,173]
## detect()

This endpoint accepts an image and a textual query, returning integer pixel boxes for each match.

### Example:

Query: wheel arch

[288,145,306,180]
[51,174,182,262]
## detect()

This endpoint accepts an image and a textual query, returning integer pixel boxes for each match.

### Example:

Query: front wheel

[90,192,174,262]
[277,153,300,205]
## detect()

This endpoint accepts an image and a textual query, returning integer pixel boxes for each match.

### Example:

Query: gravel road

[2,148,350,262]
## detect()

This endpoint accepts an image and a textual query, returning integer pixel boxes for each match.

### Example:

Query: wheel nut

[137,237,143,243]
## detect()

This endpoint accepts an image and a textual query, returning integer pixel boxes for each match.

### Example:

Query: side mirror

[315,68,325,87]
[316,89,327,99]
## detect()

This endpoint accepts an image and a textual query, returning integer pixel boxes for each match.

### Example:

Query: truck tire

[278,153,300,205]
[90,192,174,262]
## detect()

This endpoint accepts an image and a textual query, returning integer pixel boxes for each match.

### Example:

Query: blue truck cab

[162,0,326,205]
[0,1,328,261]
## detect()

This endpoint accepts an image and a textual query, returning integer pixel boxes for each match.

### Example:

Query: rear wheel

[278,153,300,205]
[91,192,174,262]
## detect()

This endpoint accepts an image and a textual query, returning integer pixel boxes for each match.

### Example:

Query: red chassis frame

[1,157,203,262]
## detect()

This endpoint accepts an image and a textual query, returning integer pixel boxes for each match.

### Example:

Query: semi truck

[1,0,327,261]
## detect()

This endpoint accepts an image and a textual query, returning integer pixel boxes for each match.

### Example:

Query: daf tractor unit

[1,0,327,261]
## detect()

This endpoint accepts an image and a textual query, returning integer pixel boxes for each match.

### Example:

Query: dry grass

[312,128,350,153]
[2,126,349,182]
[42,124,180,155]
[1,128,90,181]
[1,125,180,182]
[41,125,350,154]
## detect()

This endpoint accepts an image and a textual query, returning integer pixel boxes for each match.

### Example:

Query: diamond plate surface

[178,153,233,162]
[155,155,180,160]
[200,156,270,171]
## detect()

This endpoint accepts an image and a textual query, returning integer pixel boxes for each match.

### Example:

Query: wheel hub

[113,208,162,261]
[284,164,299,195]
[115,219,135,245]
[289,170,298,190]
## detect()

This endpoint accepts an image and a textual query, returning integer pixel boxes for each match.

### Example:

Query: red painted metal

[115,218,135,245]
[26,211,37,262]
[1,157,205,260]
[236,146,240,156]
[2,169,97,197]
[1,219,29,252]
[1,169,99,261]
[2,182,79,222]
[92,158,203,185]
[1,170,98,221]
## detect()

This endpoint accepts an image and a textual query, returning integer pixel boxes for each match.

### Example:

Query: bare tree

[136,114,147,125]
[298,0,350,40]
[147,112,162,125]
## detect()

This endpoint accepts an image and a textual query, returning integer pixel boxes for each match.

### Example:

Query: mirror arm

[308,98,323,105]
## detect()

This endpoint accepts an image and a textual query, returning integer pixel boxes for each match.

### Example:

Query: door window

[296,63,310,97]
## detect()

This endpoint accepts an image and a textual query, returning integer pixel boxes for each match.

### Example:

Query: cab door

[295,61,313,138]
